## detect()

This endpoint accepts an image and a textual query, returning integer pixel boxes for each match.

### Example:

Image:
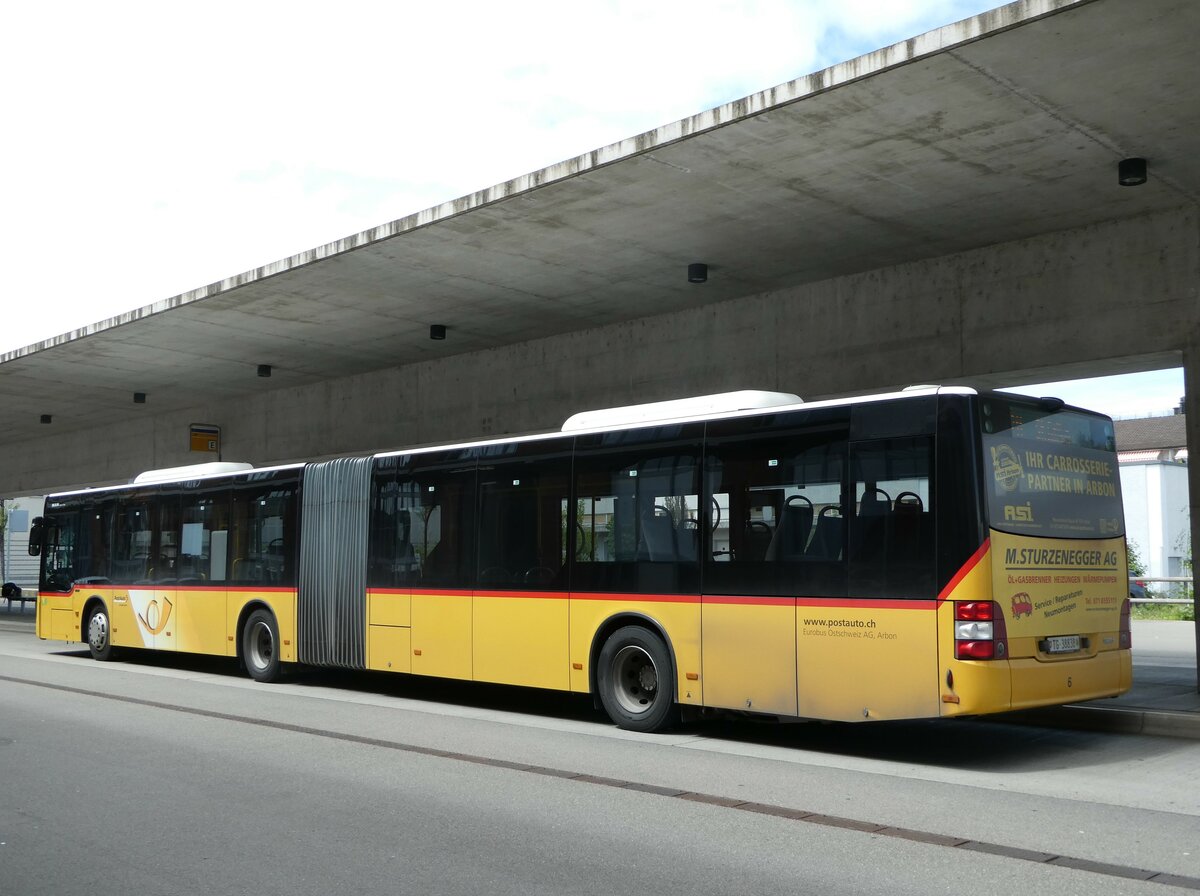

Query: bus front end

[940,394,1132,716]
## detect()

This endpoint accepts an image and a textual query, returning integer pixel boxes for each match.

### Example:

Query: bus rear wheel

[85,604,116,662]
[596,626,679,733]
[242,609,283,683]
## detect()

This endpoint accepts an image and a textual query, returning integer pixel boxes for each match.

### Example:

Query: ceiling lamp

[1118,157,1147,187]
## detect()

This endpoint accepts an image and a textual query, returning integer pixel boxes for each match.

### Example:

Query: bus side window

[370,461,414,588]
[112,501,152,583]
[848,437,935,599]
[43,501,111,590]
[74,499,115,584]
[179,490,230,583]
[398,453,477,590]
[230,481,297,586]
[476,438,572,589]
[40,513,76,593]
[155,496,181,583]
[571,425,703,595]
[704,412,848,597]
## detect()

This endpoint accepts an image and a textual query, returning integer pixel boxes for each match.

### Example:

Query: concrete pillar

[1184,345,1200,691]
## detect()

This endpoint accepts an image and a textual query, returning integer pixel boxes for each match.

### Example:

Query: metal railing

[1130,576,1194,605]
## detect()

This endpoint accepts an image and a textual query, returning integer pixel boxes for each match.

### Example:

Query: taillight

[955,600,1008,660]
[1119,598,1131,649]
[956,601,994,621]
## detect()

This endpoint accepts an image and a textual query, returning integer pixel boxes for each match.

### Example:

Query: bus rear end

[941,393,1132,715]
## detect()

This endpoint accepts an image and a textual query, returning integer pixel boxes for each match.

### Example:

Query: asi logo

[1011,592,1033,618]
[1004,502,1034,523]
[990,444,1023,493]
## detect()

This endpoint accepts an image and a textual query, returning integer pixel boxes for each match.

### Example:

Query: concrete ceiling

[2,0,1197,447]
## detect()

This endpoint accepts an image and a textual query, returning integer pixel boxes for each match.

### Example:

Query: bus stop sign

[190,424,221,455]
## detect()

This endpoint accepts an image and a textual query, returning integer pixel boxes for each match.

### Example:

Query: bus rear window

[980,396,1123,539]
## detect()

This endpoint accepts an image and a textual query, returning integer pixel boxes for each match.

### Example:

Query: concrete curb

[1003,704,1200,740]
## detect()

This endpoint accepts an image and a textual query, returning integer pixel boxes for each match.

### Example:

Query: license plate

[1044,635,1082,655]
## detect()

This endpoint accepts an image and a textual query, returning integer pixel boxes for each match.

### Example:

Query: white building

[1116,414,1189,589]
[2,495,44,593]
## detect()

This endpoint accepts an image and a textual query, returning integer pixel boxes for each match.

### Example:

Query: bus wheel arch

[238,603,283,683]
[592,615,680,733]
[82,597,116,662]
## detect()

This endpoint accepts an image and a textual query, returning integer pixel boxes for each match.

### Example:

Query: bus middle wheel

[242,608,283,683]
[596,625,679,733]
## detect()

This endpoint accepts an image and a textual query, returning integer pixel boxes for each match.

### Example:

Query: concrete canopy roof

[2,0,1197,448]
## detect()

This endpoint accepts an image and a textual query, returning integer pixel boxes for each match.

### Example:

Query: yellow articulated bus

[31,386,1131,732]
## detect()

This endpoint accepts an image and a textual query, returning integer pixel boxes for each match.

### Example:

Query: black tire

[85,603,116,662]
[242,608,283,683]
[596,625,679,733]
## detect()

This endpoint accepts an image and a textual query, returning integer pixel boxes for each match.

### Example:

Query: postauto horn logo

[138,596,174,635]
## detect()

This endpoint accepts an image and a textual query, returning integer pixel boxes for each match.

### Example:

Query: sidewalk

[3,605,1197,736]
[0,601,35,629]
[1017,619,1200,738]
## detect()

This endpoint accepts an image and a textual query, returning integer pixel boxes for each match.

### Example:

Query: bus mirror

[28,517,44,556]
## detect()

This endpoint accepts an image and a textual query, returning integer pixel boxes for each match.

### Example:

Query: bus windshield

[980,394,1123,539]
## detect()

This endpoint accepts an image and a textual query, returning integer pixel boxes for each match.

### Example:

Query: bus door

[173,489,231,656]
[702,415,851,718]
[402,451,477,682]
[473,440,572,690]
[36,508,81,642]
[109,498,155,650]
[131,495,181,652]
[703,481,799,718]
[796,433,940,722]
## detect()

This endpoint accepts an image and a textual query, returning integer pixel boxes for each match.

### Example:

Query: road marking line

[2,671,1197,890]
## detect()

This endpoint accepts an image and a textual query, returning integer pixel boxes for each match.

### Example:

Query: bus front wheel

[85,604,116,662]
[596,626,679,733]
[242,609,283,683]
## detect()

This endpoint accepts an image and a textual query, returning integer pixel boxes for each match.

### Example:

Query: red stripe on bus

[392,589,570,601]
[370,589,939,608]
[796,597,939,610]
[470,590,567,601]
[702,595,796,607]
[378,589,733,604]
[567,592,698,604]
[49,582,962,610]
[937,538,991,603]
[65,584,297,594]
[378,589,697,604]
[387,588,667,601]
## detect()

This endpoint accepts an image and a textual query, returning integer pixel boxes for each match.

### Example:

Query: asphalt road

[1,630,1198,895]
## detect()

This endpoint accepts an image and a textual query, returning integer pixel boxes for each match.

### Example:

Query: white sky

[1,1,1182,420]
[1005,369,1186,421]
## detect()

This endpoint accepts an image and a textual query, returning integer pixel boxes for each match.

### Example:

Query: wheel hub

[613,645,659,715]
[249,622,274,669]
[637,664,658,693]
[88,613,108,651]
